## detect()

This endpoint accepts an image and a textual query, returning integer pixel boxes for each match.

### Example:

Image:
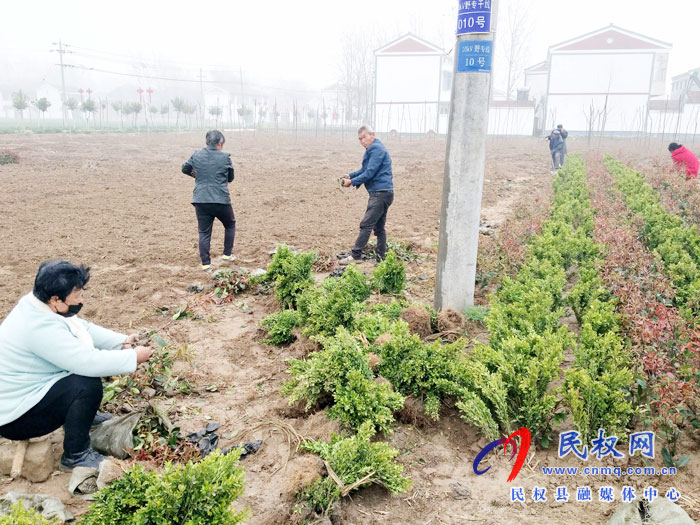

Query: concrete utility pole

[435,0,498,311]
[51,40,69,127]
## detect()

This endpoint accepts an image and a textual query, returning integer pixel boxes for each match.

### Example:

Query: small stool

[10,439,29,480]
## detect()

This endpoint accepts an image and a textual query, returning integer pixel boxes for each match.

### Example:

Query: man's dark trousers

[193,203,236,265]
[351,190,394,260]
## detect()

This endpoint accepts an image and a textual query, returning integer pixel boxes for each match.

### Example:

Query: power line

[62,63,236,84]
[59,63,334,94]
[62,43,242,70]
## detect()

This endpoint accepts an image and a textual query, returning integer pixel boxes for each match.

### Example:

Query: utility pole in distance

[51,39,70,128]
[434,0,498,311]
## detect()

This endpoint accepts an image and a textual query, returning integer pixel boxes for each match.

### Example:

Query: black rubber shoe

[91,411,112,427]
[60,448,107,471]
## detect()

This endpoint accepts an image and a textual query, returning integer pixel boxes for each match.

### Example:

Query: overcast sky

[1,0,698,95]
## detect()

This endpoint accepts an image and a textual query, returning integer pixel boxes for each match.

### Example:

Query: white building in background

[540,25,671,133]
[524,61,549,134]
[374,25,677,136]
[488,100,536,136]
[671,67,700,99]
[373,33,534,136]
[648,67,700,138]
[374,33,449,134]
[524,61,549,103]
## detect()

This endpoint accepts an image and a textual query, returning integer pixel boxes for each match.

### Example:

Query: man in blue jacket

[182,130,236,272]
[340,125,394,264]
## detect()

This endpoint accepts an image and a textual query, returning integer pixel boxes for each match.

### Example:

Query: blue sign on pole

[456,40,493,73]
[456,0,492,35]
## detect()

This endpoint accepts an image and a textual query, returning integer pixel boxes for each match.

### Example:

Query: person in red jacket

[668,142,699,180]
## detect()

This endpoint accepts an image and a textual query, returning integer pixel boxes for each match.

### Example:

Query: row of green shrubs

[258,245,413,514]
[259,245,405,344]
[455,155,632,444]
[557,158,633,444]
[605,156,700,316]
[262,244,480,432]
[461,156,584,441]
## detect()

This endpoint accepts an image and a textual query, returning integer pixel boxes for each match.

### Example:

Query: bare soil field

[0,131,698,524]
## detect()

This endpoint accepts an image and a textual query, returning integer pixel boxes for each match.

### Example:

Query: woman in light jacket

[0,260,152,470]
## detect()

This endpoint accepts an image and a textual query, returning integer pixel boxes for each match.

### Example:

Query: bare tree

[498,0,532,100]
[338,29,385,128]
[583,100,599,148]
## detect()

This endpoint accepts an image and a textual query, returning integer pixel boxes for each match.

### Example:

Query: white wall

[549,53,653,94]
[376,55,441,103]
[650,52,670,96]
[525,72,548,103]
[375,102,439,133]
[547,93,649,132]
[648,104,700,137]
[488,106,535,135]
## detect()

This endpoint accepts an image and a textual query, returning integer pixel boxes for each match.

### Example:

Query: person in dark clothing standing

[546,124,568,170]
[547,129,565,172]
[182,130,236,272]
[556,124,568,165]
[339,125,394,265]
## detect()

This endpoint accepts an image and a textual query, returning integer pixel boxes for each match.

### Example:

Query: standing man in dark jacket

[546,124,568,170]
[556,124,568,165]
[340,125,394,265]
[182,130,236,272]
[548,130,565,172]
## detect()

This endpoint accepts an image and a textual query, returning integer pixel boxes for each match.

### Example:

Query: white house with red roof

[374,33,535,135]
[524,61,549,105]
[538,24,672,133]
[373,33,451,134]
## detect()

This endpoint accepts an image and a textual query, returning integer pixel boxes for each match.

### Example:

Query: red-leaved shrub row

[586,154,699,464]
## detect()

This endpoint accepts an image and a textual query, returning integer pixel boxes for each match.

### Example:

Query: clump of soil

[397,396,432,428]
[289,331,321,357]
[374,332,392,346]
[281,454,326,500]
[275,398,310,419]
[368,352,382,370]
[297,410,342,442]
[400,306,432,338]
[374,376,392,388]
[437,309,465,332]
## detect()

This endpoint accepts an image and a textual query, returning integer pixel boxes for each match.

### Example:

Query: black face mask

[58,303,83,317]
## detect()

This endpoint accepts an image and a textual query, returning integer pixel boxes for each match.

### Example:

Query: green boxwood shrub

[79,450,248,525]
[371,251,406,294]
[261,309,300,345]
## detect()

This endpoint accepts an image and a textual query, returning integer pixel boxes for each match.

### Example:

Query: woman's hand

[134,346,153,364]
[122,334,139,348]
